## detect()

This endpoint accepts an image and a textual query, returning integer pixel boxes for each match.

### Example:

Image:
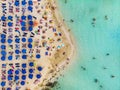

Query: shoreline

[37,0,77,90]
[50,0,77,67]
[33,0,77,90]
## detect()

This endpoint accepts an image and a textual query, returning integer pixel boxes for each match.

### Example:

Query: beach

[0,0,75,90]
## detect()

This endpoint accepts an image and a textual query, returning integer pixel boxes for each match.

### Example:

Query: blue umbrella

[21,81,25,85]
[1,81,6,87]
[22,75,26,80]
[28,43,32,48]
[28,74,33,79]
[15,38,20,43]
[22,69,26,74]
[28,15,32,20]
[29,69,33,73]
[36,54,41,59]
[22,0,27,5]
[1,34,6,38]
[1,39,6,43]
[28,38,33,43]
[29,62,33,67]
[22,49,26,54]
[21,26,26,31]
[7,39,13,43]
[28,1,33,5]
[15,75,19,81]
[1,16,6,21]
[14,1,19,6]
[38,66,43,71]
[1,50,6,55]
[8,16,13,20]
[15,70,19,74]
[21,21,26,26]
[8,56,13,60]
[8,76,12,80]
[1,56,5,61]
[22,38,26,42]
[36,74,41,79]
[22,63,26,68]
[28,26,33,31]
[22,55,27,59]
[28,6,33,12]
[8,70,12,74]
[8,22,13,27]
[7,88,11,90]
[21,15,26,20]
[15,50,20,54]
[1,45,6,49]
[29,21,33,25]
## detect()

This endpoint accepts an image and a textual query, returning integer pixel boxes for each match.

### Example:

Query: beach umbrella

[1,81,6,87]
[28,15,32,20]
[28,38,33,43]
[21,21,26,26]
[15,75,19,81]
[21,15,26,20]
[1,50,6,55]
[8,22,13,27]
[29,21,33,25]
[28,1,33,5]
[22,49,26,54]
[15,50,20,54]
[8,76,12,80]
[28,6,33,12]
[21,81,25,85]
[1,34,6,38]
[8,56,13,60]
[22,55,27,59]
[7,88,11,90]
[28,26,33,31]
[15,38,20,43]
[36,74,41,79]
[22,75,26,80]
[14,1,19,6]
[28,43,32,48]
[8,16,13,20]
[1,45,6,49]
[22,63,26,68]
[21,27,26,31]
[7,39,13,43]
[8,69,12,74]
[37,66,43,71]
[1,56,5,61]
[22,69,26,74]
[29,69,33,73]
[15,70,19,74]
[36,54,41,59]
[22,0,27,5]
[29,62,34,67]
[22,38,26,42]
[1,16,6,21]
[1,39,6,43]
[45,52,48,55]
[28,74,33,79]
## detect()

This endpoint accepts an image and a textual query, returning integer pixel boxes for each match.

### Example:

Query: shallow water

[53,0,120,90]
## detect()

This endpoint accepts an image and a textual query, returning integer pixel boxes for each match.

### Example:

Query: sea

[53,0,120,90]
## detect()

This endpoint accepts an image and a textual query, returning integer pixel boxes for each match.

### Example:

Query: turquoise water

[53,0,120,90]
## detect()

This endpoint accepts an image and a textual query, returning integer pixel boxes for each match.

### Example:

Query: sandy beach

[0,0,75,90]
